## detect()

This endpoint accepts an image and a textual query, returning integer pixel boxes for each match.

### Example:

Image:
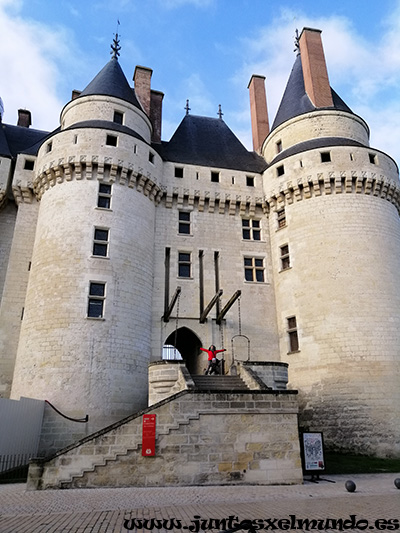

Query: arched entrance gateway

[163,327,203,374]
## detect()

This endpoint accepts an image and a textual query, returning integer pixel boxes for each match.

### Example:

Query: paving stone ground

[0,474,399,533]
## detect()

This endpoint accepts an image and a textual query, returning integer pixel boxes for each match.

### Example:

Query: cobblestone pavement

[0,474,399,532]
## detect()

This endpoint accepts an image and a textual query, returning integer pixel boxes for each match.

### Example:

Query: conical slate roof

[80,58,141,109]
[271,54,353,131]
[161,114,266,173]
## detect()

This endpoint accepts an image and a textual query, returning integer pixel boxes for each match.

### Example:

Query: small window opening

[277,208,286,229]
[211,171,220,183]
[276,140,282,153]
[149,152,155,164]
[24,159,34,171]
[106,135,117,147]
[174,167,184,178]
[369,153,377,164]
[287,316,299,352]
[97,183,112,209]
[178,212,191,235]
[178,252,191,278]
[113,111,123,124]
[46,141,53,153]
[93,228,110,257]
[87,282,106,318]
[280,244,290,270]
[246,176,255,187]
[276,165,284,177]
[321,151,331,163]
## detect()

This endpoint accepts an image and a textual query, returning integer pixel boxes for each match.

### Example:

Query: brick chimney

[150,90,164,144]
[17,109,31,128]
[248,75,270,154]
[299,28,333,108]
[133,65,152,117]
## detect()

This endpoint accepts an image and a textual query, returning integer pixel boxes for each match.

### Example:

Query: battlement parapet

[266,171,400,214]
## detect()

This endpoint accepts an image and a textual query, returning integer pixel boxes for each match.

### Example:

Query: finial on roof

[217,104,223,119]
[294,28,300,55]
[111,20,121,60]
[185,99,191,116]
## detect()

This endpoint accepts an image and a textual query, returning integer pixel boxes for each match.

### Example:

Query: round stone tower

[262,28,400,456]
[10,50,163,438]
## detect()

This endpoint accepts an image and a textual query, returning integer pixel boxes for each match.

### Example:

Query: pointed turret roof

[79,58,141,110]
[161,114,266,172]
[271,54,353,131]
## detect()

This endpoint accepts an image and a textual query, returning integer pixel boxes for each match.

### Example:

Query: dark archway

[164,327,202,374]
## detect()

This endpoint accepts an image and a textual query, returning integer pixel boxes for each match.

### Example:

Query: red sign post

[142,414,156,456]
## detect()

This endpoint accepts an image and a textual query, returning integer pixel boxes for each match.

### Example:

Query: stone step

[191,375,249,391]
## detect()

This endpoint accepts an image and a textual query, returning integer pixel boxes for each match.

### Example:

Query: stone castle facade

[1,27,399,458]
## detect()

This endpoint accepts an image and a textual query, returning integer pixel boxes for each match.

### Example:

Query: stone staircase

[27,388,302,489]
[191,374,249,391]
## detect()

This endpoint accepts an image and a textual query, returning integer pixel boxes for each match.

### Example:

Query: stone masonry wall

[28,390,302,489]
[0,200,39,398]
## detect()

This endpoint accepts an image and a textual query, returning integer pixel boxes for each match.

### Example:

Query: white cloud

[231,9,400,163]
[0,2,74,131]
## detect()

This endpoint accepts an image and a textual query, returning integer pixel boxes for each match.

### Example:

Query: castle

[1,27,400,462]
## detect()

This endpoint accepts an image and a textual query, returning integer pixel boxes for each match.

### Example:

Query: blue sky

[1,0,400,163]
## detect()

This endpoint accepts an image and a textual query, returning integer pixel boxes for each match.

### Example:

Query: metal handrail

[45,400,88,423]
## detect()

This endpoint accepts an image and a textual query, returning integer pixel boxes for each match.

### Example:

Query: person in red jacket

[200,345,226,375]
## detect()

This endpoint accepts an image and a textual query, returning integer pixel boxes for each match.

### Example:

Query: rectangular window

[280,244,290,270]
[93,228,109,257]
[246,176,255,187]
[244,257,265,283]
[242,219,261,240]
[321,151,331,163]
[149,152,155,164]
[113,111,123,124]
[277,208,286,229]
[46,141,53,153]
[97,183,112,209]
[277,165,284,176]
[106,134,118,146]
[178,212,191,234]
[87,282,106,318]
[369,153,377,164]
[174,167,184,178]
[24,159,34,170]
[211,171,220,183]
[178,252,191,278]
[287,316,299,352]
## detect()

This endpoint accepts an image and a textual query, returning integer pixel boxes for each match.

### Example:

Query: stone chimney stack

[17,109,31,128]
[133,65,152,117]
[150,90,164,144]
[248,75,270,154]
[299,28,333,108]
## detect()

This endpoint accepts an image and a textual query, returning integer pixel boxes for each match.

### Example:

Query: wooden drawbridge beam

[216,290,241,325]
[162,286,181,322]
[199,289,223,323]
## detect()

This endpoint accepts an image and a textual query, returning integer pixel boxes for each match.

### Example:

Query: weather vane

[111,20,121,59]
[294,28,300,55]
